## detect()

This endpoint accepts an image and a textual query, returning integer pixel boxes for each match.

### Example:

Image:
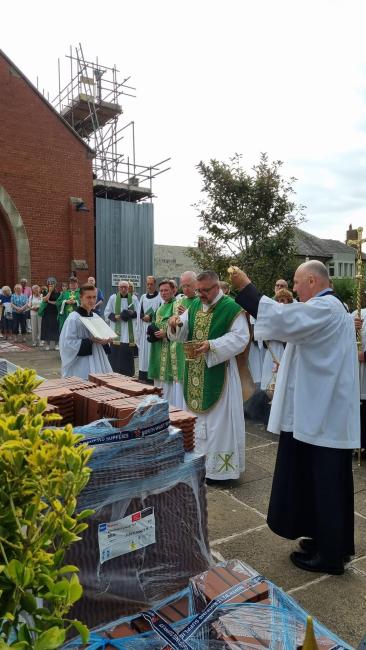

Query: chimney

[346,223,358,244]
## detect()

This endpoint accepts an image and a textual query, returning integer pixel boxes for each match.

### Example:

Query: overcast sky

[3,0,366,246]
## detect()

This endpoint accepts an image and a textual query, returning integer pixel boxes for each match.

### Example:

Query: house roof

[0,49,94,156]
[294,227,359,259]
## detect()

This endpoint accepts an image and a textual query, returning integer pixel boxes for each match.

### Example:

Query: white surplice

[104,294,139,342]
[168,292,250,479]
[254,294,360,449]
[248,315,265,385]
[352,308,366,399]
[136,293,162,372]
[260,340,285,390]
[59,311,112,380]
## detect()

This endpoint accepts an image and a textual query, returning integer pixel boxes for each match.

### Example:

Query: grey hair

[299,260,329,280]
[197,270,219,282]
[180,271,197,282]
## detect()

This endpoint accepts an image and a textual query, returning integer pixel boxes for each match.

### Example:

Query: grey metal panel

[95,198,154,302]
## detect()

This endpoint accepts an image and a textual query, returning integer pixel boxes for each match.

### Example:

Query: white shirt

[254,294,360,449]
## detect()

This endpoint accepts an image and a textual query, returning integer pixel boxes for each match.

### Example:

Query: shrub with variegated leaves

[0,369,93,649]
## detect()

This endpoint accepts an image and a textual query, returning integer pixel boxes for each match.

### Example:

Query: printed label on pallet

[98,507,155,564]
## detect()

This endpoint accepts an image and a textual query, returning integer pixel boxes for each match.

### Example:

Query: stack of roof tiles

[169,406,196,452]
[67,424,209,629]
[73,385,125,425]
[89,372,163,397]
[68,560,349,648]
[34,377,95,424]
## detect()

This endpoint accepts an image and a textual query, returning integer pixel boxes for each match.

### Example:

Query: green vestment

[148,300,177,381]
[56,289,80,331]
[184,295,243,413]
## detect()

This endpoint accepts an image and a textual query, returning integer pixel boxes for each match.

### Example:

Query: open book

[79,315,118,340]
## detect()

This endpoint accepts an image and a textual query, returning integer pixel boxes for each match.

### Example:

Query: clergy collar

[146,291,158,298]
[201,289,224,312]
[77,306,93,317]
[315,287,334,297]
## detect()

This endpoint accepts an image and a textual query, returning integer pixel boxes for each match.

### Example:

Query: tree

[189,153,305,294]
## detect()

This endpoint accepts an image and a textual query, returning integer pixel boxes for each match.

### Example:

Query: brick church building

[0,50,95,288]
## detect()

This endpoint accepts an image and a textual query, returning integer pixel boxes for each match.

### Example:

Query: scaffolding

[52,44,170,201]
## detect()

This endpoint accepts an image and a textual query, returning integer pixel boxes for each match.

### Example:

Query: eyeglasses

[197,284,218,294]
[275,283,287,288]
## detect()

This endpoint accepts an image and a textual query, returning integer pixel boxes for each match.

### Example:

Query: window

[338,262,343,277]
[328,263,335,277]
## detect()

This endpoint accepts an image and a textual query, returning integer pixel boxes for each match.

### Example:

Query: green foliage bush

[0,369,93,649]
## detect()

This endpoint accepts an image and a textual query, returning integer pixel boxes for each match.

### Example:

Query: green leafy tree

[0,369,93,649]
[190,153,305,294]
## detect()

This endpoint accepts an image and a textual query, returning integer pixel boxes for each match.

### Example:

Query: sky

[2,0,366,246]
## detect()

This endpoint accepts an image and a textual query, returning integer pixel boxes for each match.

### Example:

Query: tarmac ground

[1,336,365,647]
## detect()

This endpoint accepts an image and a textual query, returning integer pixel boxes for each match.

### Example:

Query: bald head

[293,260,330,302]
[180,271,197,298]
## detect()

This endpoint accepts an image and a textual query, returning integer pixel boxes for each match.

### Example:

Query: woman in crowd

[28,284,42,347]
[40,278,60,351]
[0,286,12,339]
[11,283,28,342]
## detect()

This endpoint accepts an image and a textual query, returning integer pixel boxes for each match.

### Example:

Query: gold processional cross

[347,226,366,351]
[347,226,366,461]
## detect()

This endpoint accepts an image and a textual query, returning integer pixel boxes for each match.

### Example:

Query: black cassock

[110,342,134,377]
[236,283,355,563]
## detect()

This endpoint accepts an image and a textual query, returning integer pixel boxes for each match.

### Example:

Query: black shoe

[298,538,351,563]
[290,551,344,575]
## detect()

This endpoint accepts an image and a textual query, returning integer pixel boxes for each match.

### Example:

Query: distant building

[154,245,202,282]
[294,227,363,278]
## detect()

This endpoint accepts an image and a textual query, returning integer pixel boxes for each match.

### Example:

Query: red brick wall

[0,53,95,288]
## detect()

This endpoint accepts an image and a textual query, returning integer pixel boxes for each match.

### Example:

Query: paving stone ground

[1,336,365,647]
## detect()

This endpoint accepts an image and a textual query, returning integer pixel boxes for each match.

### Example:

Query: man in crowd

[168,270,249,480]
[231,260,359,575]
[137,276,162,382]
[104,280,139,376]
[274,278,288,295]
[148,279,185,406]
[56,276,80,331]
[88,276,104,316]
[175,271,197,314]
[60,283,112,379]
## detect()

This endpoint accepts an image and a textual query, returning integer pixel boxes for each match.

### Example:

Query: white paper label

[98,507,155,565]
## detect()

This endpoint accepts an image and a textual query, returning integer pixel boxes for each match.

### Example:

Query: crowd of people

[0,276,103,350]
[1,263,363,577]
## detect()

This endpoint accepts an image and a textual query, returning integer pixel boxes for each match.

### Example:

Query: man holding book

[59,284,114,379]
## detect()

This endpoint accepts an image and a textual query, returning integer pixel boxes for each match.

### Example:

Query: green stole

[148,300,175,381]
[170,296,196,382]
[184,295,243,413]
[114,292,135,346]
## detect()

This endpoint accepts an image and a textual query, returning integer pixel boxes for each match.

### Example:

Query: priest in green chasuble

[148,279,185,407]
[56,277,80,331]
[168,270,250,480]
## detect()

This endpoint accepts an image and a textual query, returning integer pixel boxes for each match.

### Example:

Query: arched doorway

[0,186,31,287]
[0,206,17,287]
